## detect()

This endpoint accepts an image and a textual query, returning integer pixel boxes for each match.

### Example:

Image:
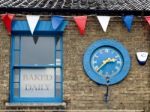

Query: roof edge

[0,8,150,16]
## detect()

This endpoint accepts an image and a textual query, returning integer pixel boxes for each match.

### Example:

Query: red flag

[145,16,150,25]
[1,13,15,35]
[73,16,87,35]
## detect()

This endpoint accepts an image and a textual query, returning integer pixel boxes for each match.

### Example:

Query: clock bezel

[83,39,131,85]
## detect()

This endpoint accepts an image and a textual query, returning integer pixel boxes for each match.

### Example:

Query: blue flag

[122,15,134,32]
[51,16,64,30]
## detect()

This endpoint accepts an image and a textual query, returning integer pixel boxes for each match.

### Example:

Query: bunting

[145,16,150,25]
[136,52,149,65]
[26,15,40,35]
[51,16,64,30]
[73,16,87,35]
[97,16,110,32]
[122,15,134,32]
[1,14,150,37]
[1,13,15,35]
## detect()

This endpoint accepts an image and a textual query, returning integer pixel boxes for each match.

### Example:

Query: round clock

[83,39,131,85]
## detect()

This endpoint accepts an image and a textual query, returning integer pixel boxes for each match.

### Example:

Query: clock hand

[96,58,116,72]
[108,58,116,62]
[96,58,109,72]
[96,61,107,72]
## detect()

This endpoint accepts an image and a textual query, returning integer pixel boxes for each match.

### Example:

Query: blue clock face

[83,39,131,85]
[91,47,123,79]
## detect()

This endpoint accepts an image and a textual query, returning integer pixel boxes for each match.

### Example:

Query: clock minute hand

[96,59,109,72]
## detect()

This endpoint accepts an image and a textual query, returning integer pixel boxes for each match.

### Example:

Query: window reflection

[21,36,55,65]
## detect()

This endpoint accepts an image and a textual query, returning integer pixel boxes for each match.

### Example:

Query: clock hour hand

[108,58,116,63]
[96,58,116,72]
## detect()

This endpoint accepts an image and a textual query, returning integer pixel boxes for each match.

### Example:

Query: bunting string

[0,13,146,18]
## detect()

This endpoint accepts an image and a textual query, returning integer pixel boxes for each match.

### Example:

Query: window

[10,35,63,103]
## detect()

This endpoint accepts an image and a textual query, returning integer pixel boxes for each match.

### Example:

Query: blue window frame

[10,20,67,103]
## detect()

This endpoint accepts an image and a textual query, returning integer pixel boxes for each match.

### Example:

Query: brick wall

[0,21,10,109]
[0,16,149,111]
[63,17,150,111]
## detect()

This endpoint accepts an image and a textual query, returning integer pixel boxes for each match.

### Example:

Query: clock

[83,39,131,85]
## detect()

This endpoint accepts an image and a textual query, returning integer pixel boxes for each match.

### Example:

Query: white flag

[26,15,40,35]
[97,16,110,32]
[136,52,149,64]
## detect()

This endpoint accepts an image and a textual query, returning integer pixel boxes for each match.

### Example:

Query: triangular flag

[136,52,149,65]
[1,13,15,35]
[145,16,150,25]
[26,15,40,35]
[97,16,110,32]
[51,16,64,30]
[73,16,87,35]
[122,15,134,32]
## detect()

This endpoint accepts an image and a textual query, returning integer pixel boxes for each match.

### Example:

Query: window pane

[14,69,19,82]
[15,36,20,49]
[14,51,19,65]
[14,83,19,97]
[56,68,61,82]
[20,68,55,98]
[56,37,61,50]
[56,51,61,65]
[21,36,55,65]
[56,83,61,97]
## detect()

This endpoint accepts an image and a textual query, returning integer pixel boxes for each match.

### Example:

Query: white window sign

[20,68,54,98]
